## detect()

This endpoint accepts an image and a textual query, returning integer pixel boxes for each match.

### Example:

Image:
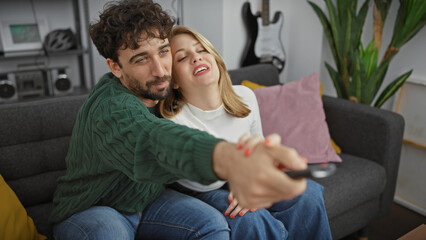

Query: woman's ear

[172,82,179,89]
[106,58,122,78]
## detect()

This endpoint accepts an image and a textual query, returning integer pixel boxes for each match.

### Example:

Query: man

[50,0,329,239]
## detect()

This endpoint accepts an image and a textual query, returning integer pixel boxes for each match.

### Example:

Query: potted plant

[308,0,426,107]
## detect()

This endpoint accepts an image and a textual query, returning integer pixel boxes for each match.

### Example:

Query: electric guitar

[241,0,286,73]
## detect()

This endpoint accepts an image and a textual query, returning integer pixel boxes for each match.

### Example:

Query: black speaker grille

[0,82,16,99]
[55,78,71,91]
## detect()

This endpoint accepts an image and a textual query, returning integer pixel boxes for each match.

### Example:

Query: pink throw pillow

[253,73,342,164]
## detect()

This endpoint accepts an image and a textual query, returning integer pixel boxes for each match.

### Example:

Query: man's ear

[106,58,122,78]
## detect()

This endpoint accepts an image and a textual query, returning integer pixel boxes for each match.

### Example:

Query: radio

[15,70,49,99]
[0,67,74,103]
[1,70,48,102]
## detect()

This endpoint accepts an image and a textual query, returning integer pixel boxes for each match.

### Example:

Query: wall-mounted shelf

[0,0,93,104]
[0,48,89,60]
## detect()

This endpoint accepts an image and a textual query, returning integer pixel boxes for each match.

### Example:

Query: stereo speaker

[0,73,18,103]
[50,68,73,96]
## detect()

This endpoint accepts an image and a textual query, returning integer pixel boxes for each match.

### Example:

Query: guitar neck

[262,0,270,26]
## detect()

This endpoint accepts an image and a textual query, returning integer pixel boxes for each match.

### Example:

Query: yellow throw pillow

[0,175,46,240]
[330,138,342,154]
[242,80,341,154]
[241,80,265,89]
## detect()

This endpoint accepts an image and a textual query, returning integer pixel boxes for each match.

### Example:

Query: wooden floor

[341,202,426,240]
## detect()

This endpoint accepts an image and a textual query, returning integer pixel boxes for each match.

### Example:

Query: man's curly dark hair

[89,0,175,66]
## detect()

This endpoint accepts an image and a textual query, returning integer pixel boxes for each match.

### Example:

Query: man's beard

[127,75,172,101]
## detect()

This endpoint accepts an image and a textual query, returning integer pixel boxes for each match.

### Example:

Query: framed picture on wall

[0,18,49,55]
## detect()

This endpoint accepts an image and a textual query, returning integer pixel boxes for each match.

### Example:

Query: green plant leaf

[374,70,412,107]
[309,0,423,108]
[354,0,371,47]
[325,0,345,68]
[325,62,346,98]
[343,8,353,60]
[389,0,426,48]
[308,1,339,65]
[365,51,396,103]
[349,0,370,77]
[360,39,379,81]
[351,53,364,102]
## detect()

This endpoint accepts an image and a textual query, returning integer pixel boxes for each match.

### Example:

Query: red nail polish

[250,209,254,212]
[229,199,232,204]
[237,144,243,150]
[244,148,251,156]
[230,214,234,219]
[239,212,244,216]
[225,212,229,216]
[265,138,271,145]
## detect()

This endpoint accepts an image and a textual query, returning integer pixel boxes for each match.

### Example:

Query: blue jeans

[191,179,332,240]
[53,180,331,240]
[53,189,230,239]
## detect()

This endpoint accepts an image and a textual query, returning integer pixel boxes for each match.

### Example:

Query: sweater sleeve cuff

[192,137,224,183]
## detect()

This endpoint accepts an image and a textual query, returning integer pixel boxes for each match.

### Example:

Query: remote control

[285,163,337,179]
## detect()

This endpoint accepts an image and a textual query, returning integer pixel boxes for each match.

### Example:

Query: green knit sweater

[50,73,222,224]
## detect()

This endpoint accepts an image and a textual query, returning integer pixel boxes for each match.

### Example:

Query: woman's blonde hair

[159,26,250,119]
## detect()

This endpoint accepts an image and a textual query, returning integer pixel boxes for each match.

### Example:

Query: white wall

[395,143,426,216]
[89,0,326,86]
[182,0,224,55]
[222,0,326,86]
[87,0,113,85]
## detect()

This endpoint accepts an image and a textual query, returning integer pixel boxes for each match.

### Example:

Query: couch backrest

[0,63,278,208]
[0,63,278,236]
[228,63,280,86]
[0,94,87,235]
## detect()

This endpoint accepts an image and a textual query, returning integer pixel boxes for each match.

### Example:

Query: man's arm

[92,96,221,184]
[212,141,307,209]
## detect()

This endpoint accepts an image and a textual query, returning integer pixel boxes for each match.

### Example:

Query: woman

[159,26,332,240]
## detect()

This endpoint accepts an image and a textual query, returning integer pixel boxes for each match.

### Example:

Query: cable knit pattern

[50,73,221,225]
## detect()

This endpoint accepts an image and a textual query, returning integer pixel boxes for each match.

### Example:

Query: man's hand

[212,139,307,209]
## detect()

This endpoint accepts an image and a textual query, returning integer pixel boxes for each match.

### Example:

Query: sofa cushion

[0,95,87,238]
[0,175,46,240]
[316,153,387,219]
[242,79,342,155]
[0,137,69,181]
[0,96,84,147]
[253,73,341,164]
[26,202,55,239]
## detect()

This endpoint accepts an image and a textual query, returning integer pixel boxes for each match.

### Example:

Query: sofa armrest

[322,95,405,217]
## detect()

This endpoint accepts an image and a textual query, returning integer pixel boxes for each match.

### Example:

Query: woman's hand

[237,133,281,156]
[238,133,308,170]
[224,191,257,218]
[213,140,307,209]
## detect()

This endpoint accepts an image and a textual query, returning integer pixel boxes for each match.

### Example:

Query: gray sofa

[0,64,404,239]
